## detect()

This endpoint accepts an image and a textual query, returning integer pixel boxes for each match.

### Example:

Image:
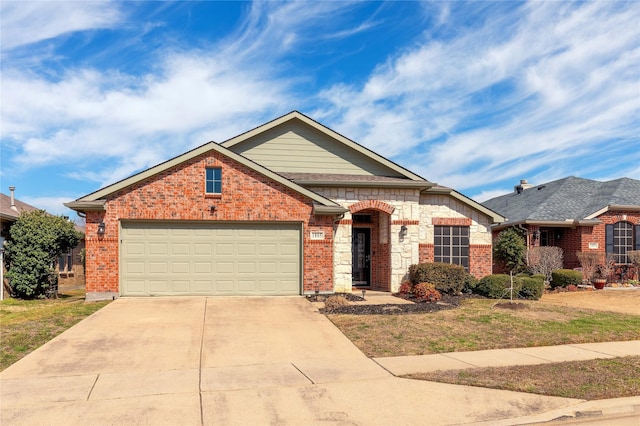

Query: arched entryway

[349,201,393,292]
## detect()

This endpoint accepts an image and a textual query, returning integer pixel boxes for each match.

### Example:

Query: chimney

[9,186,18,212]
[514,179,533,194]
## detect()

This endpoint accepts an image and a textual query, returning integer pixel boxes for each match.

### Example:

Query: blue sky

[1,1,639,217]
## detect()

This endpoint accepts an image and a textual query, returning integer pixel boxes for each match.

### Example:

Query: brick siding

[85,151,334,295]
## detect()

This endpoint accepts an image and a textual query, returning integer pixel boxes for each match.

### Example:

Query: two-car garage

[120,221,301,296]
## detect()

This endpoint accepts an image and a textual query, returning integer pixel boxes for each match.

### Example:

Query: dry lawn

[1,290,110,370]
[327,291,640,358]
[408,356,640,400]
[541,290,640,315]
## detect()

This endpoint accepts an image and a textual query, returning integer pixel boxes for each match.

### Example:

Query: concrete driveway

[1,297,580,425]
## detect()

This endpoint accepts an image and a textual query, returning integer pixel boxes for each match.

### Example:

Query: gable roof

[65,140,347,215]
[0,192,40,222]
[221,111,432,184]
[482,176,640,227]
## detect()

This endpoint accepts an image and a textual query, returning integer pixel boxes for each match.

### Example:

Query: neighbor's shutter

[635,225,640,250]
[605,224,614,255]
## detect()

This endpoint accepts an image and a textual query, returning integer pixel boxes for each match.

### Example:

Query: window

[434,226,469,271]
[58,249,72,272]
[205,167,222,194]
[607,221,635,264]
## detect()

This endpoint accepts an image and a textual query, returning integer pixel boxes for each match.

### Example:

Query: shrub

[462,274,479,294]
[576,252,601,281]
[397,280,412,296]
[531,274,546,282]
[518,277,544,300]
[324,295,350,310]
[476,274,520,299]
[551,269,583,288]
[5,210,82,299]
[413,282,441,302]
[408,262,466,294]
[527,246,564,283]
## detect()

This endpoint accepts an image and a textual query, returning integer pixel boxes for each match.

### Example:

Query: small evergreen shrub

[531,274,546,282]
[413,282,441,302]
[476,274,522,299]
[518,277,544,300]
[462,274,479,293]
[408,262,466,294]
[551,269,582,288]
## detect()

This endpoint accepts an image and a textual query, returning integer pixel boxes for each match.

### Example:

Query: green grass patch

[1,290,110,370]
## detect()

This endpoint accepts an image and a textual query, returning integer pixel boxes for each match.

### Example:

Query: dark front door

[352,228,371,286]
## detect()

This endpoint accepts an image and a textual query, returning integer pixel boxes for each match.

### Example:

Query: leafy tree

[5,210,82,299]
[494,227,526,273]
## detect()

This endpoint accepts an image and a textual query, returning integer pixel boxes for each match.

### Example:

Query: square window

[206,168,222,194]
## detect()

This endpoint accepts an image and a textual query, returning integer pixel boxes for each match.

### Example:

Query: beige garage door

[120,222,301,296]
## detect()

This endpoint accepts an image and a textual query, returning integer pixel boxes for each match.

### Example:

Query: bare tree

[528,246,564,284]
[576,252,602,282]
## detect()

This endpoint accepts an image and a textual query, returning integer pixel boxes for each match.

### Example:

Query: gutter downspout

[517,224,529,247]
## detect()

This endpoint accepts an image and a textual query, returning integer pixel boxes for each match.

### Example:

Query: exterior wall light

[97,222,106,235]
[400,225,408,238]
[532,230,540,241]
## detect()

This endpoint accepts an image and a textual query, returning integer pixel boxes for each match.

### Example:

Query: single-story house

[482,177,640,278]
[66,111,504,301]
[1,187,86,295]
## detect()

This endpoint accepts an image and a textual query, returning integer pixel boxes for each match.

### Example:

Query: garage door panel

[237,243,255,256]
[121,222,300,296]
[171,243,190,255]
[149,280,168,292]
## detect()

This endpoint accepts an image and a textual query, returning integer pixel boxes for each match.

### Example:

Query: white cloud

[317,1,640,191]
[0,1,123,50]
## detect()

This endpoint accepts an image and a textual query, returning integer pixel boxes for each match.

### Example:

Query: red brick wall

[491,210,640,271]
[469,244,492,278]
[84,151,334,295]
[417,243,491,279]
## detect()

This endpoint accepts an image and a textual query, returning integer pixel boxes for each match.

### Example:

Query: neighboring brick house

[1,187,85,293]
[66,111,503,301]
[483,177,640,279]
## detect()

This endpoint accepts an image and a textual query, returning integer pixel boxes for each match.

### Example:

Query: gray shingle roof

[0,193,40,221]
[482,177,640,223]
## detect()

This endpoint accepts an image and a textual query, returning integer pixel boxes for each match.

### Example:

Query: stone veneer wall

[309,187,421,293]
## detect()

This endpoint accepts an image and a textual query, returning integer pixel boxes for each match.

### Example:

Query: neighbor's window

[205,167,222,194]
[607,221,634,264]
[434,226,470,271]
[58,248,72,272]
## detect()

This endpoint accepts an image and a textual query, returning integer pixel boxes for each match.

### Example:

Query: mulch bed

[316,294,476,315]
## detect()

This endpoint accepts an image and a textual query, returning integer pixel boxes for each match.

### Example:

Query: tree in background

[494,227,526,273]
[528,246,564,284]
[5,210,82,299]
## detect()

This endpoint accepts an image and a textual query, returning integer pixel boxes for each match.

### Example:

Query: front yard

[327,290,640,399]
[0,290,111,371]
[327,296,640,357]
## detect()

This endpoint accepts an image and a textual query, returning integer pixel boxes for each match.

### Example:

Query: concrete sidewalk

[374,340,640,375]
